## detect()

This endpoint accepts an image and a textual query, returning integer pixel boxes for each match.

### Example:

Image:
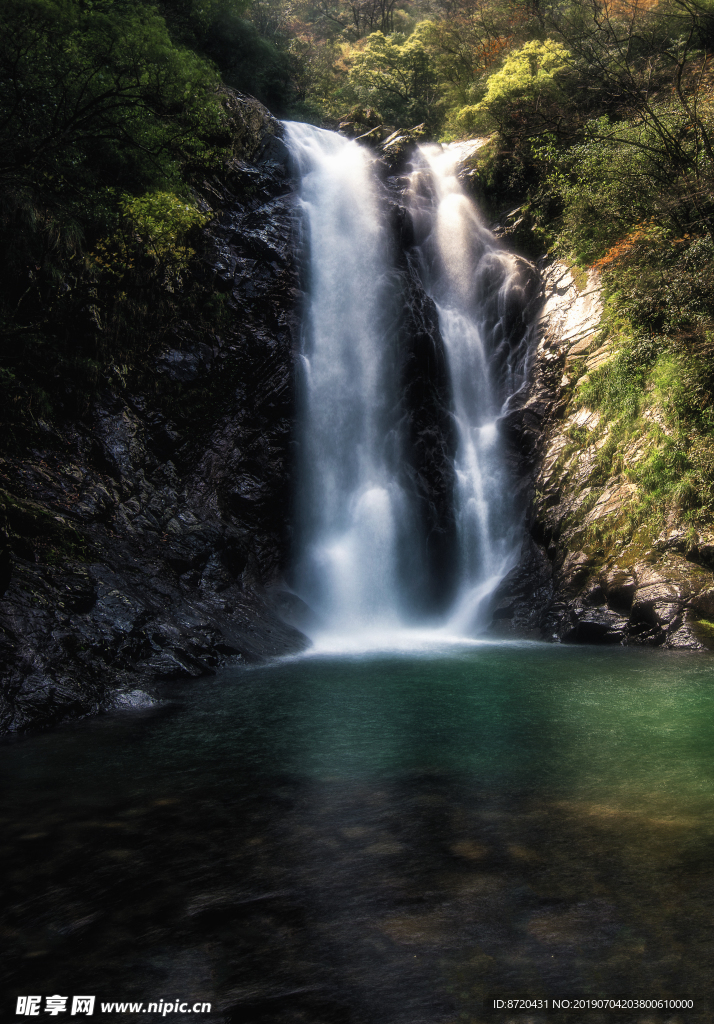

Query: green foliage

[126,191,208,266]
[448,39,573,142]
[564,423,588,446]
[652,352,714,433]
[91,191,209,286]
[348,29,440,128]
[613,233,714,340]
[590,421,629,486]
[158,0,253,41]
[572,323,714,525]
[480,40,571,105]
[448,102,489,138]
[538,131,657,264]
[127,189,207,242]
[632,434,690,497]
[566,260,588,292]
[0,0,227,195]
[578,341,650,420]
[415,11,515,111]
[202,15,293,111]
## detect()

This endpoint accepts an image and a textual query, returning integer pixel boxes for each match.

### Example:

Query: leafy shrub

[0,0,230,444]
[92,192,209,279]
[653,352,714,432]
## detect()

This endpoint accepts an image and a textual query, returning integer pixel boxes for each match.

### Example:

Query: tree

[543,0,714,239]
[0,0,232,430]
[348,27,440,125]
[0,0,225,194]
[452,38,573,137]
[415,0,529,107]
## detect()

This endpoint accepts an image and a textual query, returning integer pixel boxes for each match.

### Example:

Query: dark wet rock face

[397,248,459,614]
[0,94,309,734]
[378,160,539,619]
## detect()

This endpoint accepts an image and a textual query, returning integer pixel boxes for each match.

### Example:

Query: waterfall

[285,123,533,644]
[285,122,413,634]
[407,143,534,632]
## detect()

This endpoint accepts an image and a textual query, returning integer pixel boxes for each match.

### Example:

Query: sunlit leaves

[348,28,440,125]
[91,191,210,280]
[480,39,571,103]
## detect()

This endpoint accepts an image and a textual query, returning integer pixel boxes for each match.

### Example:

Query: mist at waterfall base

[285,123,533,651]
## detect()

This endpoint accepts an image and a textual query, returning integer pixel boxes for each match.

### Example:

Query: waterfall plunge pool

[3,642,714,1022]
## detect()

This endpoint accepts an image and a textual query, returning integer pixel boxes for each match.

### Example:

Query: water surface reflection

[2,643,713,1022]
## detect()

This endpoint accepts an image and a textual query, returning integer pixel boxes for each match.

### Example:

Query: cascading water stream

[407,143,534,632]
[285,122,413,637]
[285,123,534,644]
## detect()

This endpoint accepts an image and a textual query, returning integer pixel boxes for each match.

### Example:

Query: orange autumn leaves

[591,227,649,271]
[590,222,689,272]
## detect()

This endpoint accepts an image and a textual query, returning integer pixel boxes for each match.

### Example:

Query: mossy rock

[222,90,278,164]
[339,106,382,132]
[687,616,714,650]
[613,528,658,571]
[566,261,589,293]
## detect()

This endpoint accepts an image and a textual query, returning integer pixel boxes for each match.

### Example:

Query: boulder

[379,125,427,171]
[560,606,629,644]
[689,586,714,620]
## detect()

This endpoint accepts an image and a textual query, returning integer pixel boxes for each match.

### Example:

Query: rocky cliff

[0,94,310,733]
[7,114,710,736]
[492,261,714,649]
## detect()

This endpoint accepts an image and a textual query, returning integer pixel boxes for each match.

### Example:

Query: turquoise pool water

[2,642,713,1022]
